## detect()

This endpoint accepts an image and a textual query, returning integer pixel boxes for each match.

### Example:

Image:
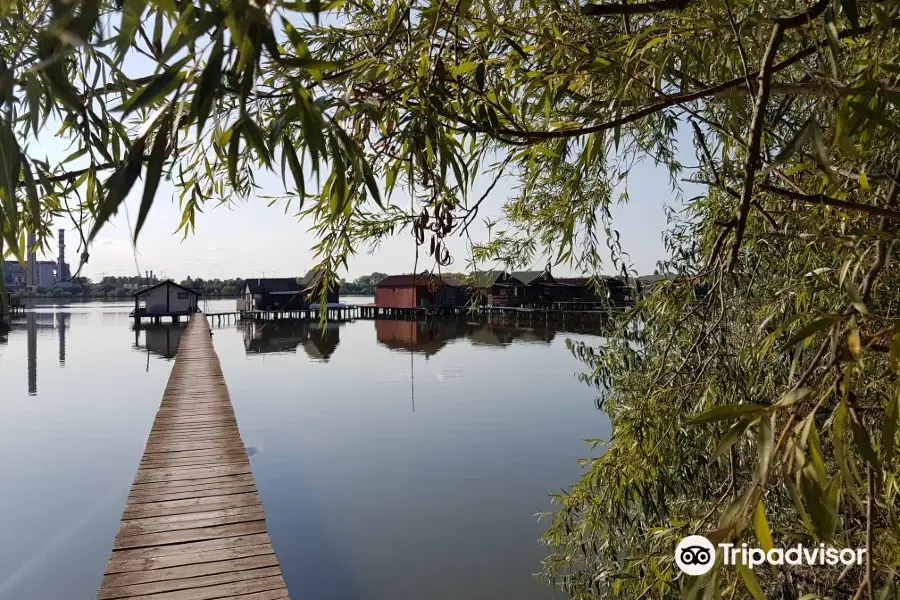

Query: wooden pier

[215,303,625,326]
[97,314,290,600]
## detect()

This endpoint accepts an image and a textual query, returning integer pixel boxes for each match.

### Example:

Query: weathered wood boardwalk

[97,315,290,600]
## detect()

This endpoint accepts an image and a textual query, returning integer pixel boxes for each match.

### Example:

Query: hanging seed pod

[429,235,436,256]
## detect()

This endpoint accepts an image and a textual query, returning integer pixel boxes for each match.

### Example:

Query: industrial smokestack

[27,232,36,290]
[57,229,66,283]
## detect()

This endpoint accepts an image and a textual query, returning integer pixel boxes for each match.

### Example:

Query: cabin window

[177,292,188,299]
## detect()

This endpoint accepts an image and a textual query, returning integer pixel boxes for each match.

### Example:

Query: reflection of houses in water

[467,324,556,347]
[375,320,558,356]
[375,320,468,357]
[242,319,341,362]
[134,324,187,360]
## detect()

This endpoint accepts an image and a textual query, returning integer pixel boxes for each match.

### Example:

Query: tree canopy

[1,0,900,598]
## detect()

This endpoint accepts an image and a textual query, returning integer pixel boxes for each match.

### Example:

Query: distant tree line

[10,272,468,298]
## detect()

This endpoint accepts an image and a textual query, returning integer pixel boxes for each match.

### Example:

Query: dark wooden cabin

[243,278,303,311]
[555,276,632,305]
[508,269,559,306]
[375,273,464,308]
[470,271,523,306]
[300,269,341,306]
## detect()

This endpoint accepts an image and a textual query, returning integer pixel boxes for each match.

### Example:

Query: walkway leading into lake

[96,315,290,600]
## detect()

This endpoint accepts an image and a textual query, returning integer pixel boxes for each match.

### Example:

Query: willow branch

[759,184,900,222]
[497,16,886,141]
[580,0,691,16]
[859,174,900,302]
[728,22,784,270]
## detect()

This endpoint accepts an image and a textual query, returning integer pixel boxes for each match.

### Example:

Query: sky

[34,150,690,282]
[34,145,692,282]
[25,11,700,283]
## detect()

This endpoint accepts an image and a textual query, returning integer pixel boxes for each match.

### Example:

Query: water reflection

[0,302,609,600]
[58,312,67,366]
[243,320,341,362]
[133,324,187,361]
[5,311,69,395]
[374,319,561,355]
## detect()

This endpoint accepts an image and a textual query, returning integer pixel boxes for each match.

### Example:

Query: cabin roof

[245,278,300,294]
[472,270,519,288]
[133,279,200,297]
[509,270,555,285]
[556,276,628,289]
[377,273,462,288]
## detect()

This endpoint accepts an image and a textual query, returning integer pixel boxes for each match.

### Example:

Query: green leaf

[25,73,41,134]
[710,418,752,463]
[777,387,812,408]
[688,403,765,424]
[808,421,828,483]
[191,34,224,136]
[0,120,22,214]
[242,117,271,168]
[116,0,147,59]
[859,171,871,191]
[885,391,898,466]
[845,281,870,316]
[282,135,306,205]
[782,316,835,350]
[120,56,189,116]
[88,137,146,242]
[850,101,900,138]
[757,414,774,483]
[361,158,383,208]
[135,115,170,241]
[840,0,860,28]
[738,564,766,600]
[227,123,241,187]
[753,500,774,553]
[20,157,41,231]
[453,61,478,76]
[278,56,338,71]
[850,416,880,469]
[40,55,84,111]
[761,117,813,176]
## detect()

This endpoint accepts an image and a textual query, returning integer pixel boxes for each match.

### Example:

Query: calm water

[0,299,609,600]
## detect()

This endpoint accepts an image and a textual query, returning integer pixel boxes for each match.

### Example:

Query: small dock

[97,315,290,600]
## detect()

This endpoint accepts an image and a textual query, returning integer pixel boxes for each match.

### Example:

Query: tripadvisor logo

[675,535,867,576]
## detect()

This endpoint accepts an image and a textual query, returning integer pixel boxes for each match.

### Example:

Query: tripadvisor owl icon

[675,535,716,576]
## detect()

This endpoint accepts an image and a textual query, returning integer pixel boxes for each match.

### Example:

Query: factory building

[2,229,71,291]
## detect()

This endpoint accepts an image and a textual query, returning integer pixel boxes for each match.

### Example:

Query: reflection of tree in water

[466,324,556,347]
[242,319,341,362]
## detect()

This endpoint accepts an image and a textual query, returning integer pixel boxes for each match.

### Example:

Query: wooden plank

[122,493,261,518]
[100,555,281,588]
[98,576,287,600]
[114,521,268,551]
[105,534,274,563]
[125,485,260,503]
[133,464,251,484]
[97,566,283,599]
[129,473,256,493]
[96,315,290,600]
[118,506,265,535]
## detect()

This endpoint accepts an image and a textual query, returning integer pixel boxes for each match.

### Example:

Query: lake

[0,299,609,600]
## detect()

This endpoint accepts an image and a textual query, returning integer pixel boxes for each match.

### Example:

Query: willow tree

[2,0,900,597]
